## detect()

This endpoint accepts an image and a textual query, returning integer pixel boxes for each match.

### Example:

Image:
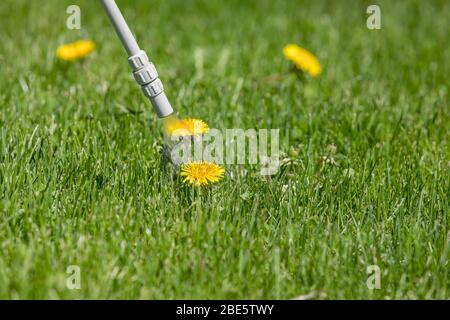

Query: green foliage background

[0,0,448,299]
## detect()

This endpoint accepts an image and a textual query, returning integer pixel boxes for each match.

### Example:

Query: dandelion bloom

[180,161,225,186]
[165,117,209,136]
[283,44,321,77]
[56,40,96,61]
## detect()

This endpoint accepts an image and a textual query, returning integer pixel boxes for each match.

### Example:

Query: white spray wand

[100,0,173,118]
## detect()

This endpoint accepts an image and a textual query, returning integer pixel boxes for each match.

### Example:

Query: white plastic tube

[100,0,174,118]
[100,0,140,56]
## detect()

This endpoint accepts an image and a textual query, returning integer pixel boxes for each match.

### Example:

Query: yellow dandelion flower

[283,44,321,77]
[164,117,209,137]
[56,40,96,61]
[180,161,225,186]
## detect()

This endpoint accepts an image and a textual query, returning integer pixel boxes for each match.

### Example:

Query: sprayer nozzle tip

[151,93,173,118]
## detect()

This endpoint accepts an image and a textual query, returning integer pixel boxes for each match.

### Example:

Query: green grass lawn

[0,0,449,299]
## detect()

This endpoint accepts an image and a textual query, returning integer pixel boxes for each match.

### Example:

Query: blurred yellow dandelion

[180,161,225,186]
[165,117,209,136]
[283,44,321,77]
[56,40,96,61]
